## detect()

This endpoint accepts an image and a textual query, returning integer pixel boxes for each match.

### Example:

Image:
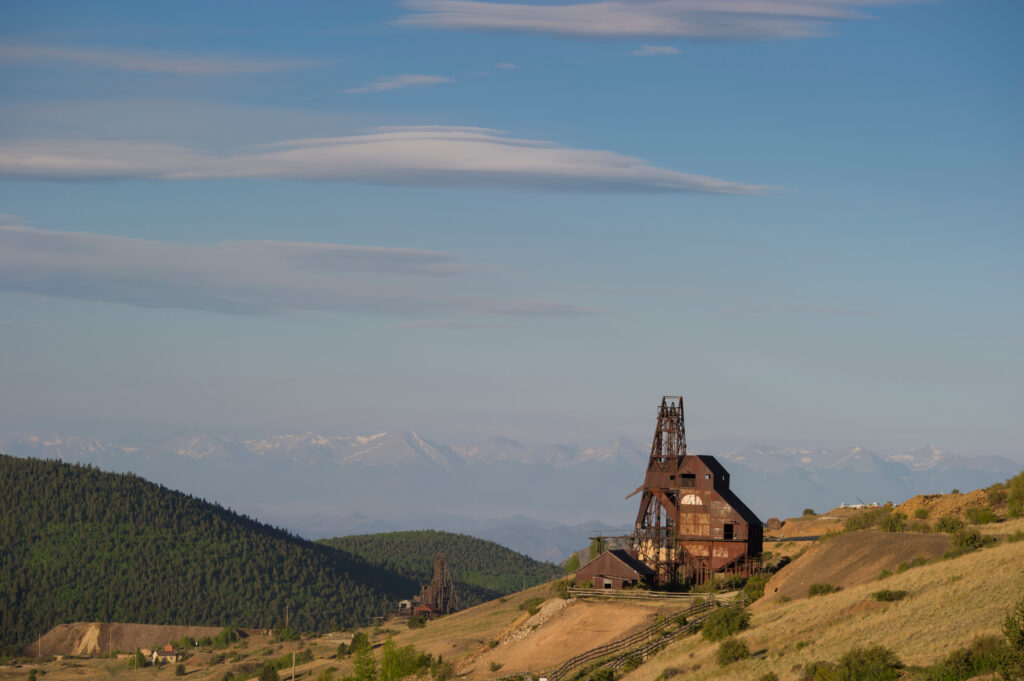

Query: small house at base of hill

[574,549,655,589]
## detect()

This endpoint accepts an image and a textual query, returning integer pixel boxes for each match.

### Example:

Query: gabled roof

[608,549,655,576]
[578,548,654,578]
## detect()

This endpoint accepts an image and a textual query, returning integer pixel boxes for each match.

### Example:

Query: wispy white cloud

[397,0,930,39]
[0,44,317,75]
[0,126,772,194]
[0,222,593,319]
[495,62,518,69]
[343,74,455,94]
[631,45,681,56]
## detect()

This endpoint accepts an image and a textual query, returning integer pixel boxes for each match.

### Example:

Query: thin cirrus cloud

[0,222,593,319]
[396,0,929,39]
[343,73,455,94]
[0,126,771,194]
[0,44,317,75]
[631,45,681,56]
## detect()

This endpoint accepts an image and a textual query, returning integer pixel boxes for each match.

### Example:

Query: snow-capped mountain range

[2,430,1019,561]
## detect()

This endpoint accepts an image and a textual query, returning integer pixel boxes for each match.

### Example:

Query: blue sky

[0,0,1021,457]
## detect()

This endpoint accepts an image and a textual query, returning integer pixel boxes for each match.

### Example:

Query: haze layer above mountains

[3,430,1018,562]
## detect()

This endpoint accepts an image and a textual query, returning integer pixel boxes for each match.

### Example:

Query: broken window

[724,523,734,540]
[680,473,696,488]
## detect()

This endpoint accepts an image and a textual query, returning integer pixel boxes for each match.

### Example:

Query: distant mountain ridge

[3,430,1019,561]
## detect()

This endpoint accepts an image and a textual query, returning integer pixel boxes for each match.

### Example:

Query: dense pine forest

[319,530,561,605]
[0,455,564,653]
[0,454,417,651]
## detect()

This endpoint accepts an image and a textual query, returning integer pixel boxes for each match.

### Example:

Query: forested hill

[0,454,418,651]
[319,530,562,606]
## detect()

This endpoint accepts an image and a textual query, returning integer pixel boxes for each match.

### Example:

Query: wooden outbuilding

[574,549,655,589]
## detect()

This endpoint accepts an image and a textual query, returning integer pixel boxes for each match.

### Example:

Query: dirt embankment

[25,622,260,657]
[758,530,952,605]
[895,489,989,519]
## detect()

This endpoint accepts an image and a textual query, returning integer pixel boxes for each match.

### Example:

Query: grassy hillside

[319,530,562,607]
[0,454,418,651]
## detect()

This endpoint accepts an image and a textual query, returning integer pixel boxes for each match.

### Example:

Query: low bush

[952,528,994,550]
[1007,530,1024,543]
[845,508,890,532]
[716,637,749,666]
[935,515,966,533]
[802,646,902,681]
[701,606,751,641]
[407,615,426,629]
[965,507,999,525]
[916,635,1007,681]
[879,512,907,533]
[519,597,545,615]
[907,521,931,533]
[743,574,769,602]
[987,484,1008,506]
[759,674,779,681]
[808,583,839,597]
[489,662,502,672]
[914,508,930,519]
[655,667,685,681]
[803,508,816,516]
[871,589,908,602]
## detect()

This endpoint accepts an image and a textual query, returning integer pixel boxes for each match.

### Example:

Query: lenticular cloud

[0,126,770,194]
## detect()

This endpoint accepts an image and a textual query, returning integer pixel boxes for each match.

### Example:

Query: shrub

[935,515,966,533]
[519,597,545,615]
[879,512,907,533]
[877,569,892,580]
[803,646,902,681]
[407,615,426,629]
[987,484,1008,506]
[952,528,988,550]
[845,508,889,532]
[965,507,998,524]
[778,594,792,603]
[716,637,749,666]
[489,662,502,672]
[907,521,931,533]
[951,489,961,494]
[553,578,573,599]
[743,574,769,603]
[759,674,779,681]
[803,508,816,516]
[656,667,685,681]
[701,607,751,642]
[871,590,908,602]
[488,640,498,649]
[918,636,1007,681]
[176,663,186,676]
[564,553,581,573]
[808,583,839,597]
[316,669,338,681]
[258,664,281,681]
[1002,597,1024,679]
[1008,530,1024,543]
[914,508,930,519]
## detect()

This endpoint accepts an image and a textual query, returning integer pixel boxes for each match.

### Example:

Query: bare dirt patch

[26,622,246,657]
[895,489,989,519]
[758,530,951,604]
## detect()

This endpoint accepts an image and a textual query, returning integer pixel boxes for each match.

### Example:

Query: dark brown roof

[607,549,655,576]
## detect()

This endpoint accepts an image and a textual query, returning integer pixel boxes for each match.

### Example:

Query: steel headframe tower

[630,395,687,584]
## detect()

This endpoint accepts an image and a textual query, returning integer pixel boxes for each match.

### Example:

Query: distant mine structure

[398,553,459,619]
[625,395,763,585]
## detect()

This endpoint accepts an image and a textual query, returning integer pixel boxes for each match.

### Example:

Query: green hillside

[320,530,562,606]
[0,454,418,651]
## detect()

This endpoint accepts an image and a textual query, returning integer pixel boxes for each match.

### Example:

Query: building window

[681,473,696,487]
[705,473,711,479]
[724,523,734,540]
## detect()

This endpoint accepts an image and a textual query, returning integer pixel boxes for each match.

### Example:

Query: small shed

[574,549,654,589]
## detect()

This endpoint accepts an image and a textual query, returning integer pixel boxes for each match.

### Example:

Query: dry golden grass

[620,538,1024,681]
